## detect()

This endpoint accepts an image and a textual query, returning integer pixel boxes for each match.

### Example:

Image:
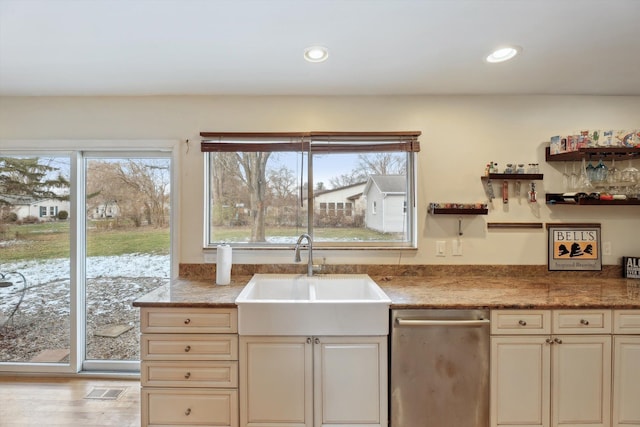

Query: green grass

[0,221,170,262]
[1,222,398,263]
[211,226,401,243]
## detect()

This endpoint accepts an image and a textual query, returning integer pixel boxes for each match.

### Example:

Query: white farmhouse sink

[235,274,391,336]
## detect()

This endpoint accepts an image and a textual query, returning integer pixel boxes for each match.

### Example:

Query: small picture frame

[548,223,601,271]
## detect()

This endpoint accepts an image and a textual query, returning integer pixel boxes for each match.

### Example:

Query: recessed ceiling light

[485,46,521,63]
[304,46,329,63]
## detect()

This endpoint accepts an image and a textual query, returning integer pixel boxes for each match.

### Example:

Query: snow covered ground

[1,254,170,362]
[1,254,169,316]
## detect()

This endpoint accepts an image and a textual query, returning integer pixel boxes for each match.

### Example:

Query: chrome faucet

[294,233,314,277]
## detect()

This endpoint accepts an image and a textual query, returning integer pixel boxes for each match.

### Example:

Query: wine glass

[606,157,621,194]
[562,162,571,191]
[585,158,596,182]
[621,157,639,197]
[569,162,580,191]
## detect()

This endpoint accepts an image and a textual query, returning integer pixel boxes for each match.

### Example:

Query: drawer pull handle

[554,337,563,344]
[518,320,527,326]
[184,345,191,352]
[185,408,191,416]
[580,319,589,325]
[184,318,191,325]
[184,372,191,379]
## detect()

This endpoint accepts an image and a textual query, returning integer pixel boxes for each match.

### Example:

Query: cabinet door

[240,336,312,427]
[613,336,640,427]
[552,335,611,427]
[314,336,387,427]
[491,336,551,427]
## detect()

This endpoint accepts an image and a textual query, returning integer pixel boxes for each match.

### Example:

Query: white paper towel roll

[216,244,232,285]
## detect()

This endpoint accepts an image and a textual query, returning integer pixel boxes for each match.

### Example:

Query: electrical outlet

[603,241,612,256]
[452,239,463,256]
[436,240,446,257]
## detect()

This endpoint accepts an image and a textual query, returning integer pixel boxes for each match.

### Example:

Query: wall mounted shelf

[487,222,544,229]
[482,173,544,180]
[430,208,488,215]
[546,193,640,206]
[545,147,640,162]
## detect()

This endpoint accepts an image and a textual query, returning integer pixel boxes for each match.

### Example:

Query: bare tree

[115,160,170,227]
[356,153,406,176]
[86,160,170,228]
[209,153,243,225]
[235,152,271,242]
[329,171,366,189]
[267,165,297,201]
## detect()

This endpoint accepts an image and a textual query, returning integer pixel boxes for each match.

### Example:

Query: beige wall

[1,95,638,266]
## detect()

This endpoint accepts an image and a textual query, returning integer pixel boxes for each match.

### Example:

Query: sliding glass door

[1,146,174,373]
[83,155,171,370]
[0,154,72,368]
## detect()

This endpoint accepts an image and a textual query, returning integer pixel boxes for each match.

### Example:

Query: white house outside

[362,175,407,233]
[0,195,70,221]
[312,182,366,227]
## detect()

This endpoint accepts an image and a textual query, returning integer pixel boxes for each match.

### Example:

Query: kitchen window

[202,131,420,249]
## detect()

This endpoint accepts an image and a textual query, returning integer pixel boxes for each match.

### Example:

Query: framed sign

[623,257,640,278]
[548,223,601,271]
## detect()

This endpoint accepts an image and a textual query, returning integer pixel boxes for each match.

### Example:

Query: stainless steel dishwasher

[390,309,490,427]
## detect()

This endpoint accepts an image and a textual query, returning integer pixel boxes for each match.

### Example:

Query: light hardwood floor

[0,376,140,427]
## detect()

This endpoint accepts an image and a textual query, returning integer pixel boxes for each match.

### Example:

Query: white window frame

[0,140,179,376]
[202,132,419,250]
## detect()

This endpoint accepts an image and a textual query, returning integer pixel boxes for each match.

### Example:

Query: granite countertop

[133,275,640,309]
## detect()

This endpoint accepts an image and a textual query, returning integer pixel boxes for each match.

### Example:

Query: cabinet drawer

[142,388,238,427]
[141,360,238,388]
[552,310,611,334]
[141,334,238,361]
[491,310,551,335]
[614,310,640,334]
[141,307,237,334]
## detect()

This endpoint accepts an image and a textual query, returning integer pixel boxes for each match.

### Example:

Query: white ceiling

[1,0,639,96]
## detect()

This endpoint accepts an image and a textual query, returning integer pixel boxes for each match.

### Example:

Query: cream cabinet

[239,335,387,427]
[140,307,239,427]
[613,310,640,427]
[491,309,612,427]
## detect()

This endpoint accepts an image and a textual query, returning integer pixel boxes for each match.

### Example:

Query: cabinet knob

[184,318,191,325]
[518,320,527,326]
[184,345,191,352]
[184,372,191,379]
[306,337,312,344]
[545,338,554,344]
[185,408,191,416]
[554,337,563,344]
[580,319,589,325]
[314,337,320,344]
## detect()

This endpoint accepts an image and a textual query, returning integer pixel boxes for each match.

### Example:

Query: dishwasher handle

[395,318,490,327]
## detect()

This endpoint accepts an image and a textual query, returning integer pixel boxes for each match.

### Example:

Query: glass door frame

[0,140,180,375]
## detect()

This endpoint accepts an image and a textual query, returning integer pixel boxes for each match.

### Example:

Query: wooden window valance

[200,131,421,153]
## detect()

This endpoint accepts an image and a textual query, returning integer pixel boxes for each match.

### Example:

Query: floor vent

[84,387,127,400]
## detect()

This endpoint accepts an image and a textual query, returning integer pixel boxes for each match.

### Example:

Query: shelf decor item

[547,223,601,271]
[429,202,488,215]
[623,256,640,279]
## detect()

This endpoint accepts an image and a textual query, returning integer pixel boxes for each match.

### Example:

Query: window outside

[206,149,414,247]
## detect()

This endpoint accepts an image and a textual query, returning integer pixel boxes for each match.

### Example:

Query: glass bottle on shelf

[577,157,594,192]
